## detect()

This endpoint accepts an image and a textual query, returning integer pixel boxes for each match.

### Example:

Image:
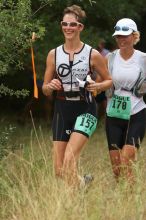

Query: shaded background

[0,0,146,122]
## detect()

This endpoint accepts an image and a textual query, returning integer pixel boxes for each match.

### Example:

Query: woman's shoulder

[134,49,146,57]
[134,50,146,66]
[48,45,63,56]
[47,48,55,57]
[105,49,119,66]
[82,43,93,53]
[106,49,119,57]
[134,50,146,72]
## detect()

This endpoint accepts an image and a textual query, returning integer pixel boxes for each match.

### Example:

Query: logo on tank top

[57,60,83,77]
[66,130,71,135]
[81,56,86,60]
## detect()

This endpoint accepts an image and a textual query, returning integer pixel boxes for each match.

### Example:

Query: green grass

[1,115,146,220]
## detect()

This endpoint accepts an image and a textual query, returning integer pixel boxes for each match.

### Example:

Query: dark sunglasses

[114,26,131,31]
[61,21,82,27]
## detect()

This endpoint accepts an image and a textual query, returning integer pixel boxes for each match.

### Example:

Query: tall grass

[1,117,146,220]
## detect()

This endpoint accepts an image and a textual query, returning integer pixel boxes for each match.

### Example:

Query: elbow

[107,79,113,90]
[104,79,113,91]
[109,79,113,87]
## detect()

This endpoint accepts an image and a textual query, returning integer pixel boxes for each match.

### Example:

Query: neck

[120,48,135,60]
[64,39,83,53]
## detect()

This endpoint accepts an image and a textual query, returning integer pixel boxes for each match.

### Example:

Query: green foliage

[0,0,31,75]
[0,84,29,98]
[0,0,146,98]
[34,0,146,64]
[0,0,45,97]
[0,125,16,159]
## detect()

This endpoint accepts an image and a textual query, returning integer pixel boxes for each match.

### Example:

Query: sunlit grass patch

[0,117,146,220]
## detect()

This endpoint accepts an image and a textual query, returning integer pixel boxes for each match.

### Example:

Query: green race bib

[74,113,97,137]
[107,94,131,120]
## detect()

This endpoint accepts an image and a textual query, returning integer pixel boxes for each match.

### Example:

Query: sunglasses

[61,21,82,27]
[114,26,132,31]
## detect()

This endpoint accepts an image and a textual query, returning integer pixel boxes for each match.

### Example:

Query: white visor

[112,29,133,36]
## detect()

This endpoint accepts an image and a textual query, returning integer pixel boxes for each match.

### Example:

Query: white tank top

[107,49,146,115]
[55,44,92,92]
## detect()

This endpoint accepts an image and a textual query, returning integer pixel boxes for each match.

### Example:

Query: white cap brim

[112,29,133,36]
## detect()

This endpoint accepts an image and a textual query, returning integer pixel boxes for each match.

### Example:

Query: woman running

[106,18,146,182]
[42,5,112,188]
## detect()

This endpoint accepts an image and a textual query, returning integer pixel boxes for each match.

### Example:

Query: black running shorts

[52,99,97,141]
[105,108,146,150]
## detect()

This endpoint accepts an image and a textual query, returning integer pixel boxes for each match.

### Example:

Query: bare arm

[42,49,62,96]
[87,49,112,93]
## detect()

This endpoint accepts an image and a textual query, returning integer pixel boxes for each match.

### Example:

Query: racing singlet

[55,44,92,93]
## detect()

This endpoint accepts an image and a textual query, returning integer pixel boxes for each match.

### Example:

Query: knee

[122,145,137,161]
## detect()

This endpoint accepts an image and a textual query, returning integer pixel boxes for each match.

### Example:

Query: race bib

[107,94,131,120]
[74,113,97,137]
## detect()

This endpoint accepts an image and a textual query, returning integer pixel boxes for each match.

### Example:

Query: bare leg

[63,132,88,187]
[53,141,67,177]
[121,145,137,182]
[109,150,121,180]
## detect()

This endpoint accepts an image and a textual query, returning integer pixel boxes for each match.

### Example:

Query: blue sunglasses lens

[115,26,130,31]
